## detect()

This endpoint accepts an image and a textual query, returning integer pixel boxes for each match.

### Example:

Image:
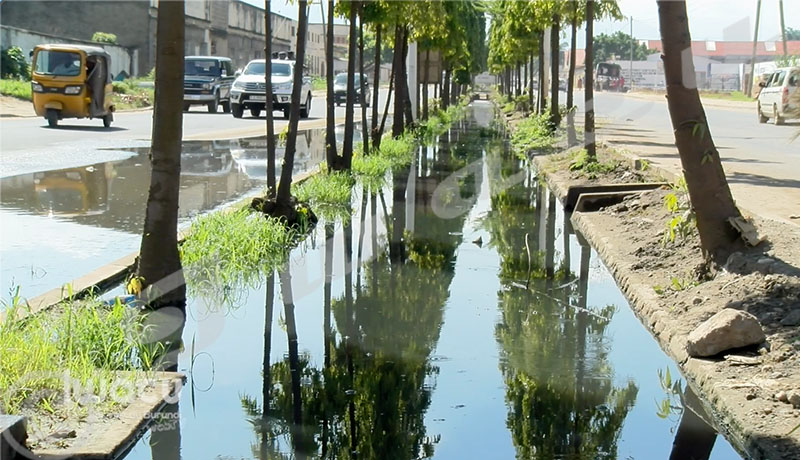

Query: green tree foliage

[1,46,30,80]
[91,31,118,44]
[594,31,656,62]
[786,27,800,40]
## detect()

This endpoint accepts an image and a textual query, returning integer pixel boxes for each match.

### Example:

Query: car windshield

[273,63,292,77]
[185,60,220,76]
[244,62,266,75]
[34,50,82,76]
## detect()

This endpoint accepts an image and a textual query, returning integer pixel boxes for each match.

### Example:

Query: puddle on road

[118,106,742,460]
[0,129,328,300]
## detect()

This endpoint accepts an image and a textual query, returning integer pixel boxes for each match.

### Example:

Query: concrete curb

[534,156,798,460]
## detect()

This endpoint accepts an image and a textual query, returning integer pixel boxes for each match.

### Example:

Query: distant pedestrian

[577,77,583,90]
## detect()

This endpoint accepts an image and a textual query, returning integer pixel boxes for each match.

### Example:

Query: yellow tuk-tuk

[31,44,115,128]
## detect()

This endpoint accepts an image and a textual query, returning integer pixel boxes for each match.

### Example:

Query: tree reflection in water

[241,118,487,458]
[483,140,638,459]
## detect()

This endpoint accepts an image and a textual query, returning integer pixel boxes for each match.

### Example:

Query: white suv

[757,66,799,125]
[230,59,312,119]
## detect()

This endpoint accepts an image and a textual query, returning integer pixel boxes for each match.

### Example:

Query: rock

[789,391,800,408]
[686,309,767,357]
[724,252,748,272]
[780,310,800,327]
[776,391,789,402]
[692,296,703,305]
[756,257,775,273]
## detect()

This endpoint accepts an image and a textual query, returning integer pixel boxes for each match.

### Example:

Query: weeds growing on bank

[293,170,355,220]
[180,208,296,302]
[568,148,621,179]
[509,113,558,159]
[0,293,157,417]
[0,79,32,100]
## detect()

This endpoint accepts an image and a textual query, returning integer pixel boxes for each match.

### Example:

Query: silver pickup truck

[229,58,312,119]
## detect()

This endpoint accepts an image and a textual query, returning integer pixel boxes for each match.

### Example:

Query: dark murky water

[119,104,742,459]
[0,129,328,300]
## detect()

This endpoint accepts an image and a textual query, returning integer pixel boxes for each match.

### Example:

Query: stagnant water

[0,126,341,300]
[115,103,742,459]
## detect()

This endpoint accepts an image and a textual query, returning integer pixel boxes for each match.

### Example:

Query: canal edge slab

[534,155,800,460]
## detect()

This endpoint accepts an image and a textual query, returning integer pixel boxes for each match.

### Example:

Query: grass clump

[353,152,392,191]
[510,113,557,159]
[110,79,153,110]
[568,148,621,179]
[293,171,354,209]
[0,294,157,417]
[180,208,295,302]
[377,133,416,168]
[0,79,32,100]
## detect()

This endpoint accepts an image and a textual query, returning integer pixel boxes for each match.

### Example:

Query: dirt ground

[1,95,36,117]
[537,152,800,460]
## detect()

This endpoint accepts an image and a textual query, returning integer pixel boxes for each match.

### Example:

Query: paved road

[0,90,390,178]
[577,91,800,225]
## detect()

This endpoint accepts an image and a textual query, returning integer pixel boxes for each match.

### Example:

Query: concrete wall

[1,0,150,75]
[1,25,134,77]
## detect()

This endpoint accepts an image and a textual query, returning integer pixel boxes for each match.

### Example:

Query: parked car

[229,59,312,119]
[183,56,235,113]
[757,66,799,125]
[333,73,370,107]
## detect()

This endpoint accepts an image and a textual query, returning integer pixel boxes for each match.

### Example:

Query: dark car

[183,56,235,113]
[334,73,370,107]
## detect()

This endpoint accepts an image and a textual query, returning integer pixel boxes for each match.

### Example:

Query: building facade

[0,0,299,76]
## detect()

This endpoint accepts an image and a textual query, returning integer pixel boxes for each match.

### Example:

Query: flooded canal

[118,103,742,459]
[0,128,329,300]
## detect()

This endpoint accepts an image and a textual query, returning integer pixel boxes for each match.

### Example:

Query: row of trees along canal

[489,0,748,270]
[132,0,486,311]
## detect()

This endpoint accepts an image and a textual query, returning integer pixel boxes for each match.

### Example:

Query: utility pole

[779,0,788,58]
[629,16,634,90]
[747,0,762,97]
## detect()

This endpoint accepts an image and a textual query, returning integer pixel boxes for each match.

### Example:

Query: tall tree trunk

[342,3,358,168]
[392,25,404,137]
[567,7,578,146]
[550,15,561,128]
[442,67,451,110]
[401,27,414,127]
[370,23,382,149]
[276,0,308,205]
[325,0,339,168]
[585,1,596,160]
[538,29,546,115]
[136,0,185,308]
[422,50,429,120]
[379,67,394,143]
[528,53,535,109]
[658,0,742,264]
[265,0,276,195]
[358,4,368,157]
[515,61,521,97]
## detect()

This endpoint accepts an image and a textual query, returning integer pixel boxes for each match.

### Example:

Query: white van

[757,66,799,125]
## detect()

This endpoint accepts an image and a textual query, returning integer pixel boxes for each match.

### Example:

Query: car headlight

[31,82,44,92]
[202,82,212,90]
[64,85,82,95]
[275,82,291,90]
[233,80,246,89]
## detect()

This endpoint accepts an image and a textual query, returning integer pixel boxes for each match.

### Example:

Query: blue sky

[249,0,799,44]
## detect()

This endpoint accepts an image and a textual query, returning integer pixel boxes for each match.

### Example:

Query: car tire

[46,109,59,128]
[757,104,768,123]
[232,103,244,118]
[300,93,311,118]
[183,103,191,112]
[103,113,113,128]
[222,101,231,113]
[208,93,219,113]
[250,107,261,118]
[773,106,785,125]
[283,108,290,119]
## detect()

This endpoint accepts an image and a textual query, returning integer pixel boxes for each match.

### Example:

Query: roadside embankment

[533,150,800,460]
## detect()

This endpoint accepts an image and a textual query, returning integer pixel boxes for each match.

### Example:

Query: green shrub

[91,32,118,44]
[1,47,30,80]
[378,133,416,167]
[0,79,32,100]
[510,113,557,158]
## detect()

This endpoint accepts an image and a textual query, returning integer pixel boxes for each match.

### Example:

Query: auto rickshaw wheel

[46,109,59,128]
[103,113,113,128]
